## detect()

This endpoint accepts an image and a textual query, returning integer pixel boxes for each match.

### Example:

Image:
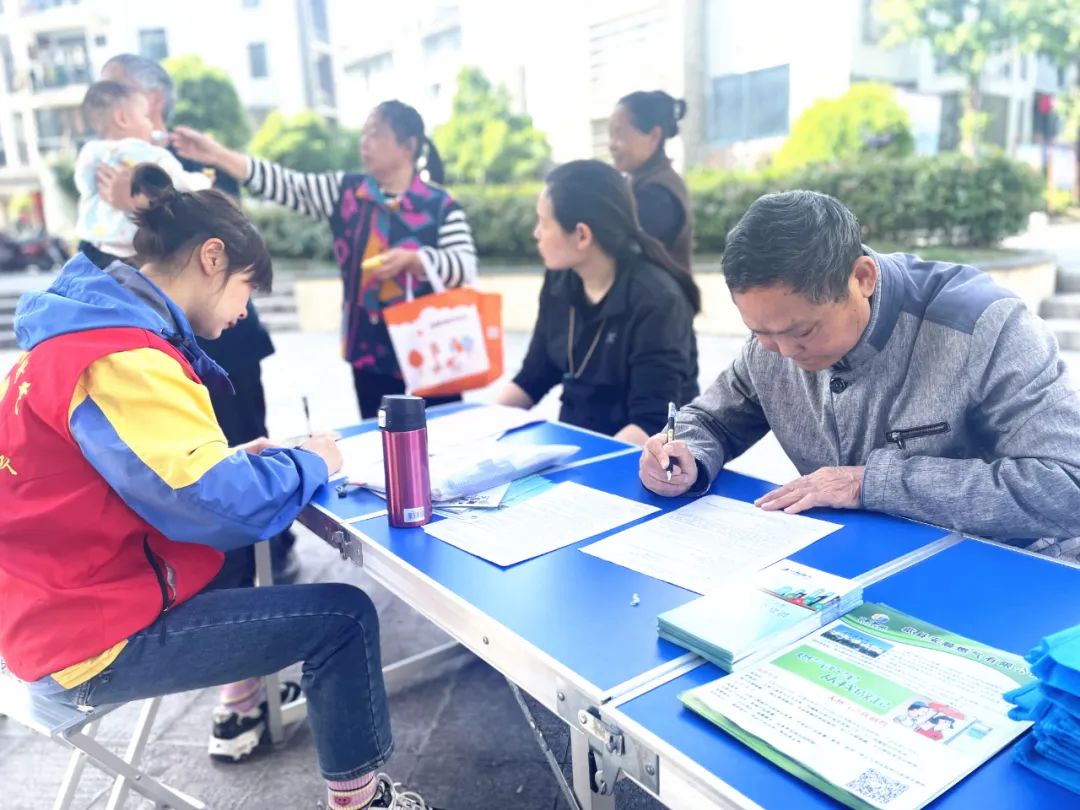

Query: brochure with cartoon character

[681,602,1035,810]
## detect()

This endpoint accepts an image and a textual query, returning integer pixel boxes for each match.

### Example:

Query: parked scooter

[0,230,69,273]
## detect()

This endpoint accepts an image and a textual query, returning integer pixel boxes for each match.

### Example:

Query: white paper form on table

[423,481,660,566]
[334,405,545,484]
[580,495,842,594]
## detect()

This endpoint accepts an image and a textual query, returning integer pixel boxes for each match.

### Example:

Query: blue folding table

[601,540,1080,809]
[296,406,966,808]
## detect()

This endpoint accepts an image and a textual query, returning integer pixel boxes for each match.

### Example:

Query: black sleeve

[635,185,684,248]
[174,150,240,198]
[512,274,563,403]
[625,290,695,434]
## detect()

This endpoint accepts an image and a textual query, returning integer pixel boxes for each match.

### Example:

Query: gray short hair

[102,54,174,120]
[722,190,863,303]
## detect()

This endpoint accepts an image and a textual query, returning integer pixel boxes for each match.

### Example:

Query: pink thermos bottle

[379,395,432,528]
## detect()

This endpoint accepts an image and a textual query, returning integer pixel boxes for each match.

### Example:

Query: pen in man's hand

[665,401,677,482]
[302,395,312,437]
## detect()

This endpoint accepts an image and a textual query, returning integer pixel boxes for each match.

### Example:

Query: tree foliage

[877,0,1035,152]
[250,110,360,172]
[163,55,250,148]
[433,67,551,185]
[773,83,914,172]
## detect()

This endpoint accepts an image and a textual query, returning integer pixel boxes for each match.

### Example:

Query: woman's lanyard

[564,307,607,384]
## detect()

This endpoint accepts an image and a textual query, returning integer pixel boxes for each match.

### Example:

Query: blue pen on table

[665,401,677,481]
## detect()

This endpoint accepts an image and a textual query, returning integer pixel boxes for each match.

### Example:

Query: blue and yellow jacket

[0,255,328,682]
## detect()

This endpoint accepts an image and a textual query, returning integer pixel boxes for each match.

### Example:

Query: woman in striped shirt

[173,100,478,417]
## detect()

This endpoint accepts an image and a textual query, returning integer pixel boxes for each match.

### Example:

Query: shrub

[249,154,1041,261]
[244,204,333,262]
[772,83,915,173]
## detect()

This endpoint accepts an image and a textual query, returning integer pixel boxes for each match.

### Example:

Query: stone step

[259,311,300,333]
[1044,318,1080,351]
[1057,266,1080,294]
[251,295,296,315]
[1040,293,1080,319]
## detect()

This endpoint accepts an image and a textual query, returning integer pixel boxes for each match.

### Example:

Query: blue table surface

[617,540,1080,809]
[310,404,633,521]
[311,411,952,694]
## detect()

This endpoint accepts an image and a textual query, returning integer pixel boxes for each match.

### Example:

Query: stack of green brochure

[679,603,1035,810]
[657,559,863,671]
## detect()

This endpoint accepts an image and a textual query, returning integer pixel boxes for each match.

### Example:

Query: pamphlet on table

[580,495,842,594]
[424,481,659,566]
[658,560,862,671]
[680,603,1034,810]
[335,404,542,476]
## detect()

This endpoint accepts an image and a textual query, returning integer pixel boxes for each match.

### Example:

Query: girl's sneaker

[208,680,302,762]
[369,774,441,809]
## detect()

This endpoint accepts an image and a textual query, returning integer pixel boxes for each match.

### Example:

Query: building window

[23,0,82,11]
[708,64,790,144]
[310,0,329,42]
[248,43,268,79]
[934,51,962,75]
[34,105,89,153]
[861,0,888,44]
[13,112,29,164]
[422,26,462,63]
[349,51,393,97]
[0,36,14,93]
[138,28,168,61]
[31,32,91,89]
[316,53,335,107]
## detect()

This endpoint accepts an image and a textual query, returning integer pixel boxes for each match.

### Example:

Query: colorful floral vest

[328,173,454,377]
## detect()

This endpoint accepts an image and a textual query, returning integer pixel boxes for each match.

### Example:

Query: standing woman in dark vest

[608,91,693,274]
[173,100,477,419]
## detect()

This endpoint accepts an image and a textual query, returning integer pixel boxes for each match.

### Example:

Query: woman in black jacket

[497,160,699,444]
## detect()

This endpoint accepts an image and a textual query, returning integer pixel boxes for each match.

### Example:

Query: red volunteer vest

[0,328,224,681]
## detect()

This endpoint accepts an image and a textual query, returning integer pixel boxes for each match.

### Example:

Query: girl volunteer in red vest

[0,166,434,810]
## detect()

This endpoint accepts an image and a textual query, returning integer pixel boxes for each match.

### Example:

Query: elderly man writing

[642,190,1080,558]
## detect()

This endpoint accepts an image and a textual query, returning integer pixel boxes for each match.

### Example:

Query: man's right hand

[640,435,698,497]
[299,433,343,476]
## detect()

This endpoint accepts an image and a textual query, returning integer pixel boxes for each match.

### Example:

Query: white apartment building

[336,0,700,169]
[700,0,1071,168]
[0,0,339,229]
[338,0,1073,174]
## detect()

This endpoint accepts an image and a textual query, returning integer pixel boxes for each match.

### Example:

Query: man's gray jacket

[678,248,1080,545]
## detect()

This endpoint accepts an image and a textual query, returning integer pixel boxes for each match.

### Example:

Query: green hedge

[248,153,1041,263]
[244,204,334,262]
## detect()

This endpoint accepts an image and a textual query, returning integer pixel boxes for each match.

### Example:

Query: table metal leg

[253,539,288,745]
[383,641,466,691]
[507,679,581,810]
[571,726,616,810]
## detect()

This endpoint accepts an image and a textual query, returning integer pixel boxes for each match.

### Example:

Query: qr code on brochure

[846,768,910,805]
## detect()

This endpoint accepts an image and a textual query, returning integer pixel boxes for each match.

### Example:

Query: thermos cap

[378,395,427,432]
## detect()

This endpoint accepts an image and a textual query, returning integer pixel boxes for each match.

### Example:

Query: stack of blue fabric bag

[1005,624,1080,794]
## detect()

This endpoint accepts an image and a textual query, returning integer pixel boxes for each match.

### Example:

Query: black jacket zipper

[886,421,950,450]
[142,535,174,616]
